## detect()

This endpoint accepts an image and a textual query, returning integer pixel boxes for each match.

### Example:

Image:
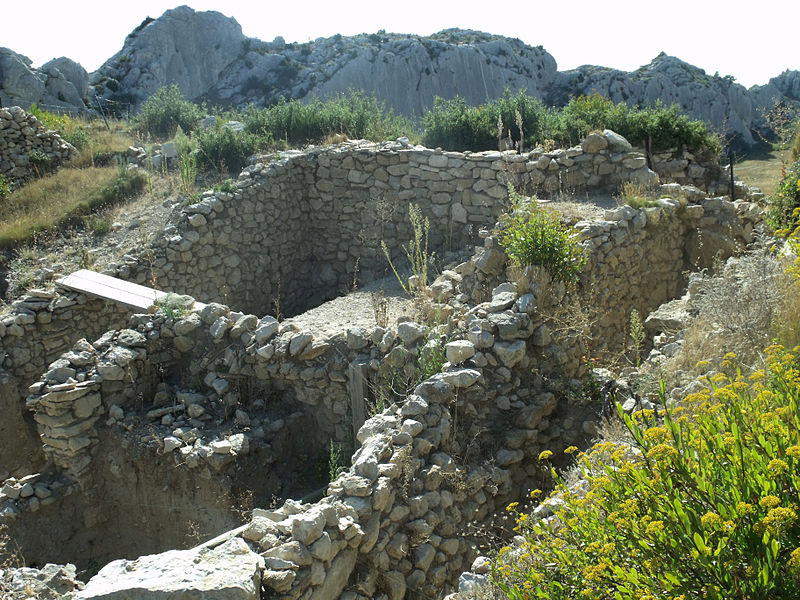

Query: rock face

[547,53,772,146]
[0,48,88,112]
[91,5,246,109]
[1,5,798,144]
[207,29,559,116]
[76,537,264,600]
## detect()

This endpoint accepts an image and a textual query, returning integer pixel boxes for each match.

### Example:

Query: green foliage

[422,89,552,152]
[382,203,431,300]
[214,178,238,194]
[421,90,720,153]
[154,292,189,320]
[133,84,205,140]
[0,175,11,202]
[95,164,147,206]
[328,441,344,482]
[498,184,587,284]
[28,103,73,133]
[495,345,800,600]
[244,90,415,146]
[195,124,262,174]
[767,159,800,232]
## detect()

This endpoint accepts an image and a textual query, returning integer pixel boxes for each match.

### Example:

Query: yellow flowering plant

[493,345,800,599]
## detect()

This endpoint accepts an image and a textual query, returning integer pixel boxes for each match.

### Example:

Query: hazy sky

[3,1,797,88]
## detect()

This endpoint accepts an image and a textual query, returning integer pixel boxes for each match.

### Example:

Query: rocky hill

[2,5,798,145]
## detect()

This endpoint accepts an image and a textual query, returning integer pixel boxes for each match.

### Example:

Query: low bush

[494,345,800,599]
[767,159,800,232]
[422,90,553,152]
[421,90,720,153]
[498,184,586,284]
[132,84,204,140]
[244,90,415,146]
[195,124,263,175]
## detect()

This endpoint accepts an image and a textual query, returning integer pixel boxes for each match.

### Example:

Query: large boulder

[76,537,264,600]
[0,48,87,112]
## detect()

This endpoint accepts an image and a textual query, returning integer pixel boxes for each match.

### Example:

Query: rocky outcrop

[547,53,773,146]
[207,29,559,115]
[76,537,264,600]
[90,5,246,109]
[0,48,87,113]
[2,6,796,146]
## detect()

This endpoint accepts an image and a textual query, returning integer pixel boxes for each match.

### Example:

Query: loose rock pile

[0,106,76,185]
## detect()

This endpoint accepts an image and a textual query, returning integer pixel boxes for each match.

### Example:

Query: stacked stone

[0,473,75,519]
[108,131,722,320]
[0,106,76,184]
[25,329,147,480]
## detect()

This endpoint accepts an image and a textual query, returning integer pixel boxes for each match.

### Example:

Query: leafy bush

[421,90,720,153]
[494,345,800,600]
[195,124,263,174]
[768,159,800,232]
[422,90,553,152]
[132,84,204,140]
[0,175,11,202]
[245,90,415,146]
[498,184,587,284]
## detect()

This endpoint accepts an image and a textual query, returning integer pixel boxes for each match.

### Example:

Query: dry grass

[734,145,786,196]
[68,123,137,169]
[0,166,146,248]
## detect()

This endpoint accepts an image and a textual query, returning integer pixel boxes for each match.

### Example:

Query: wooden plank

[56,269,206,313]
[348,363,367,446]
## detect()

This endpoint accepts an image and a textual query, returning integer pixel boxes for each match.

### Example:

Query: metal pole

[94,95,110,131]
[729,153,735,200]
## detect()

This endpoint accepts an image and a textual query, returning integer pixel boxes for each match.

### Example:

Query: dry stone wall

[0,289,131,479]
[0,106,76,185]
[109,131,720,319]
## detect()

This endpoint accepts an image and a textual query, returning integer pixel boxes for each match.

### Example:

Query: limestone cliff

[0,48,87,112]
[2,5,797,146]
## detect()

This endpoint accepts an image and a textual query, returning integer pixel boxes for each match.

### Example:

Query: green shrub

[132,84,204,140]
[494,345,800,600]
[0,175,11,202]
[195,124,263,174]
[245,90,415,146]
[767,159,800,232]
[422,90,554,152]
[498,184,586,284]
[420,90,719,153]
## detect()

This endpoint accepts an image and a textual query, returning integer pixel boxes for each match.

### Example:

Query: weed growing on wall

[382,203,432,302]
[494,345,800,599]
[498,184,586,285]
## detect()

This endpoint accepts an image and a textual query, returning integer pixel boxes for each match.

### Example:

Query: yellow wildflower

[538,450,553,460]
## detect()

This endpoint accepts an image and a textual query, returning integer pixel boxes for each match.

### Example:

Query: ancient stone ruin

[0,106,76,185]
[0,129,765,599]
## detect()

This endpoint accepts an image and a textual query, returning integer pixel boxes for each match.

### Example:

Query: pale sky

[2,1,797,89]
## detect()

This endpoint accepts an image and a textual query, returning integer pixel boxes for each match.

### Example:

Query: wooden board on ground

[56,269,205,313]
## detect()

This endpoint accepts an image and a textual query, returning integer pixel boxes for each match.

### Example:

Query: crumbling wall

[109,131,721,318]
[0,106,76,185]
[0,289,132,479]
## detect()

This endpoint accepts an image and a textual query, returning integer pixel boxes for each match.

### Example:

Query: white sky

[2,1,797,89]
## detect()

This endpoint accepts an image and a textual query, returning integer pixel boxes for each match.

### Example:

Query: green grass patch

[0,165,145,248]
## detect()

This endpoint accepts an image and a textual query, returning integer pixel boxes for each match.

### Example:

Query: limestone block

[76,537,263,600]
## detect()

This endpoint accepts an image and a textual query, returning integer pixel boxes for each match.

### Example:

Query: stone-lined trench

[0,132,766,597]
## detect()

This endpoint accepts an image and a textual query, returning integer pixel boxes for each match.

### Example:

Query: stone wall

[109,131,721,318]
[7,181,764,596]
[0,106,76,185]
[0,289,132,479]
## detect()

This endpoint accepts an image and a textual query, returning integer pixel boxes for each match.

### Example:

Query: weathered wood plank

[56,269,204,313]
